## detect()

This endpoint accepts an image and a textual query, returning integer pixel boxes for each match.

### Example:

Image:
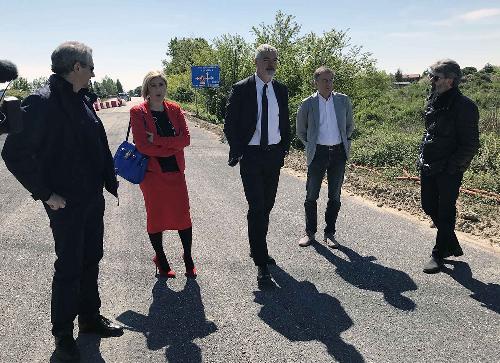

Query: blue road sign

[191,65,220,88]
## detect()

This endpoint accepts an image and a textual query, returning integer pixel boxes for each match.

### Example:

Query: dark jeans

[44,194,105,337]
[420,171,464,258]
[304,144,346,236]
[240,145,284,266]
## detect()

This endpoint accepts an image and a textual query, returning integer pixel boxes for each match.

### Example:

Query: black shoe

[423,256,444,274]
[79,315,124,337]
[257,265,271,281]
[54,335,80,362]
[453,245,464,257]
[249,253,276,265]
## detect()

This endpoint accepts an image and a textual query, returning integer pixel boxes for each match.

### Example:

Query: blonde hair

[141,70,168,99]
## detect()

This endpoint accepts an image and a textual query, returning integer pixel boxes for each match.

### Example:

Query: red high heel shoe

[153,256,176,278]
[183,255,197,278]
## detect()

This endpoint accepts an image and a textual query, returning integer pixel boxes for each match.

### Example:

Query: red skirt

[139,171,192,233]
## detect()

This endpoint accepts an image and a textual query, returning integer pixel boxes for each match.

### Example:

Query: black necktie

[260,83,268,147]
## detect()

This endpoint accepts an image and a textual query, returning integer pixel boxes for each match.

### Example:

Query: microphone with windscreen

[0,60,22,135]
[0,60,18,83]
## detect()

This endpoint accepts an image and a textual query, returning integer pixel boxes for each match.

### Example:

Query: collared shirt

[316,91,342,146]
[248,74,281,146]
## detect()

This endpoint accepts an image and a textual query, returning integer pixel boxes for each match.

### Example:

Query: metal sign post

[191,65,220,117]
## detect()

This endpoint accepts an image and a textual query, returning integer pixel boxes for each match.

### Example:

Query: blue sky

[1,0,499,90]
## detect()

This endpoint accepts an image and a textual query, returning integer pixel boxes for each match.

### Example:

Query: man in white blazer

[296,66,354,248]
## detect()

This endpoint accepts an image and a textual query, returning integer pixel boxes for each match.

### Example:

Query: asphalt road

[0,98,498,363]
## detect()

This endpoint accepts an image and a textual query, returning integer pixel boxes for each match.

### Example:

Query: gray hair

[254,44,278,60]
[429,59,462,87]
[313,66,335,81]
[51,41,93,75]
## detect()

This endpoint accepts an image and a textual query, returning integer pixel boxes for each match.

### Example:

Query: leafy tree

[10,77,30,91]
[213,34,253,88]
[93,81,104,98]
[482,63,494,73]
[116,79,124,93]
[163,37,214,75]
[462,66,477,76]
[252,11,303,97]
[30,76,48,91]
[210,34,254,118]
[394,69,403,81]
[101,76,117,96]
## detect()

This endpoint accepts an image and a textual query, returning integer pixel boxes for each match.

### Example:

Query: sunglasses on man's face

[428,74,442,81]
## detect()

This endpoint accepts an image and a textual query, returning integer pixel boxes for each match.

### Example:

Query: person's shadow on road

[254,266,365,363]
[116,279,217,363]
[443,260,500,314]
[313,243,417,311]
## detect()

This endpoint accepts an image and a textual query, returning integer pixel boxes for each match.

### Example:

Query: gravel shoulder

[188,115,500,252]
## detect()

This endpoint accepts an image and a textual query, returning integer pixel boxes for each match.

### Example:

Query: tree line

[8,76,125,100]
[159,11,498,193]
[162,11,388,146]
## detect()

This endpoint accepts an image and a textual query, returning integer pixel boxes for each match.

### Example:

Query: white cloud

[387,32,430,39]
[458,8,500,21]
[432,7,500,26]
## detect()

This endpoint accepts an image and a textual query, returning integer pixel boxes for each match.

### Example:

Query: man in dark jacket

[418,59,480,274]
[224,44,291,282]
[2,41,123,361]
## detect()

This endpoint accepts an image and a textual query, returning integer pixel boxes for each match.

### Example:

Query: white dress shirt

[248,74,281,146]
[316,92,342,146]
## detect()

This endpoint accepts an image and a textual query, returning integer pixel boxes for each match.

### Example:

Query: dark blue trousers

[304,144,347,236]
[44,194,105,336]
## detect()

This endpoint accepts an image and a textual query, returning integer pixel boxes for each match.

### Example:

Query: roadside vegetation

[162,11,500,243]
[5,11,498,242]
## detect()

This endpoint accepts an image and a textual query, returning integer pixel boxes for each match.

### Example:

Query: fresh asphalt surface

[0,98,498,363]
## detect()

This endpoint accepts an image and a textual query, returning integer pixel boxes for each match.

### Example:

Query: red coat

[130,100,190,172]
[130,100,192,233]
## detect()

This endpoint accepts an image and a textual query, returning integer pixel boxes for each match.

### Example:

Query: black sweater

[1,74,118,203]
[419,87,480,175]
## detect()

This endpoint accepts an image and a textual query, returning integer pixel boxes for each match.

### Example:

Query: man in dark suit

[2,41,123,362]
[224,44,290,282]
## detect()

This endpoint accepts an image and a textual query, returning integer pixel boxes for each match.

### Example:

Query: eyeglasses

[428,74,442,81]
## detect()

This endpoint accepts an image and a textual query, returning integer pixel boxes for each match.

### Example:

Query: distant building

[393,81,412,88]
[401,74,421,82]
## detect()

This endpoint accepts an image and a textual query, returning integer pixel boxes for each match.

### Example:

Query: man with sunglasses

[2,41,123,361]
[418,59,479,274]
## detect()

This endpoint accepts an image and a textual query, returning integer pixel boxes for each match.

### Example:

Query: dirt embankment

[188,115,500,250]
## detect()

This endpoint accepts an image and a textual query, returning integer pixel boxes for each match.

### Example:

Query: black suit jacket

[224,75,291,161]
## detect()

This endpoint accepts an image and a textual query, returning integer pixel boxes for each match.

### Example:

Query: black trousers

[240,146,284,266]
[420,171,464,258]
[44,194,105,337]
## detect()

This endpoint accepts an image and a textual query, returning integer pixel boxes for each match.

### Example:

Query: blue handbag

[113,119,149,184]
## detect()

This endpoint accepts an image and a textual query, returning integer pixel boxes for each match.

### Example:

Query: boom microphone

[0,60,18,83]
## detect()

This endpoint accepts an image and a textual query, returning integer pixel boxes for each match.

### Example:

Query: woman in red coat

[130,70,195,278]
